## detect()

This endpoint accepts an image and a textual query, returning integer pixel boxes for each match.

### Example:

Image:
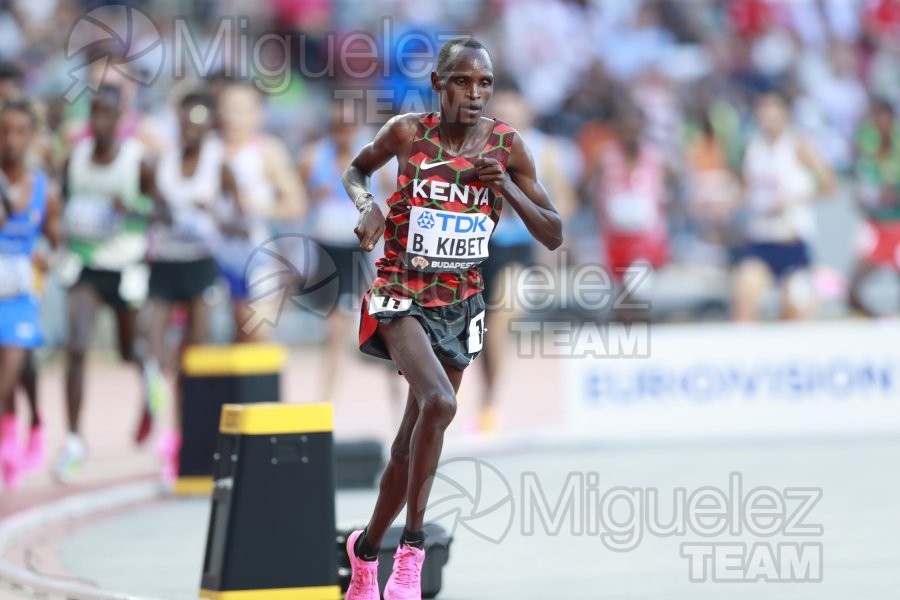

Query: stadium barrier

[200,402,340,600]
[175,344,287,496]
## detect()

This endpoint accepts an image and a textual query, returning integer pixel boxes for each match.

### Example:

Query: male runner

[849,99,900,315]
[341,38,562,599]
[55,86,158,482]
[146,91,239,481]
[733,90,836,320]
[0,100,61,489]
[0,63,46,472]
[215,81,304,341]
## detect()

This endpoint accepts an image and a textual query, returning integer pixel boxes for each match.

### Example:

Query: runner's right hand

[355,203,385,252]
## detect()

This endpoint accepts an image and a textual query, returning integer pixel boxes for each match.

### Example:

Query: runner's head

[0,100,37,169]
[218,81,263,143]
[89,85,122,148]
[614,102,645,153]
[0,62,23,102]
[755,89,791,139]
[178,91,214,150]
[871,98,895,138]
[432,37,493,126]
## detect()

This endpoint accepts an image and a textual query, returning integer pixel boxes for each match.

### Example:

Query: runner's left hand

[475,157,510,192]
[355,203,385,252]
[112,196,127,215]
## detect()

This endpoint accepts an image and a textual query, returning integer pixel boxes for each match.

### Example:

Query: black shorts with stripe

[358,291,486,372]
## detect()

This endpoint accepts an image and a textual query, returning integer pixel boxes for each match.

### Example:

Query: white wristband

[354,192,375,212]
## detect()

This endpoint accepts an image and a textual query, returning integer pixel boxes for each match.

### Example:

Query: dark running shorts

[73,267,129,309]
[359,291,487,372]
[740,241,810,280]
[148,258,219,303]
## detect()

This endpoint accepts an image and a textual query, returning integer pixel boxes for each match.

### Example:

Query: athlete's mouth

[464,104,483,114]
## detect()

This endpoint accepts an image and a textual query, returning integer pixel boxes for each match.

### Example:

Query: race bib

[368,294,413,315]
[173,206,217,242]
[606,192,657,232]
[405,206,494,273]
[467,310,486,354]
[0,254,32,298]
[64,196,121,241]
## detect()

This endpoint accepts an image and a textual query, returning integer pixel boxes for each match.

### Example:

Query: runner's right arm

[42,180,63,250]
[141,158,170,225]
[0,169,10,227]
[218,164,249,239]
[342,113,418,252]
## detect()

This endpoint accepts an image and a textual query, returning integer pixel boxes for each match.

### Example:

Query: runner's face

[179,102,211,148]
[756,95,788,137]
[0,79,19,102]
[873,108,894,137]
[436,49,493,126]
[218,86,262,140]
[0,109,33,165]
[618,113,643,146]
[89,100,120,145]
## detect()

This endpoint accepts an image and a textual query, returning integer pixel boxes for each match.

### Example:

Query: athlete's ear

[430,71,441,92]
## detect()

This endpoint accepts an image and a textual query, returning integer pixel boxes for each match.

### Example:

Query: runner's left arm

[139,158,170,224]
[475,135,563,250]
[263,136,306,220]
[42,180,63,250]
[0,170,10,228]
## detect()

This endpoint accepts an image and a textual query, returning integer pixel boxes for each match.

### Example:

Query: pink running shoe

[2,458,22,489]
[22,423,44,472]
[0,414,17,461]
[345,530,380,600]
[1,415,22,489]
[157,430,181,485]
[383,544,425,600]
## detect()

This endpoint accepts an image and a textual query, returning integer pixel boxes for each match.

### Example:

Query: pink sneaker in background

[1,414,22,489]
[157,430,181,485]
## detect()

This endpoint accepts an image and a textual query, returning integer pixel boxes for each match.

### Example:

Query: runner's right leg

[141,297,172,430]
[0,346,27,488]
[848,259,878,317]
[20,351,43,471]
[57,283,101,482]
[346,325,462,600]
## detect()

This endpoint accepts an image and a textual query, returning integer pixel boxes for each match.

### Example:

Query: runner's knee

[419,385,457,428]
[66,347,87,368]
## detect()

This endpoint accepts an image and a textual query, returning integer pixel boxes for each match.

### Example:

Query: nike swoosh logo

[418,159,454,171]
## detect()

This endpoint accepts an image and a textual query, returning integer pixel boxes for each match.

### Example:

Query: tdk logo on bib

[416,211,436,230]
[406,206,494,273]
[433,213,490,233]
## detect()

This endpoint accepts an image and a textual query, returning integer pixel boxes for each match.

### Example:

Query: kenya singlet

[372,113,516,307]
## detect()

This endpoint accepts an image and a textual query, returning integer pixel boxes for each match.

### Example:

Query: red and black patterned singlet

[372,112,517,307]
